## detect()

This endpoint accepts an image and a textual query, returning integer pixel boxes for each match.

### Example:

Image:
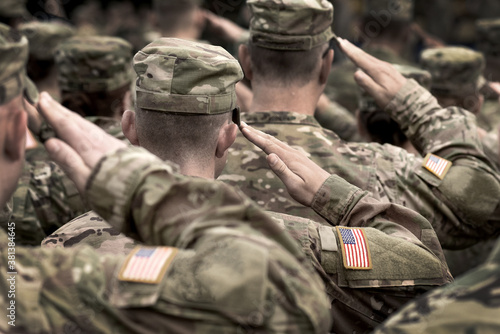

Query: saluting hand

[337,37,407,109]
[38,92,127,194]
[240,122,330,207]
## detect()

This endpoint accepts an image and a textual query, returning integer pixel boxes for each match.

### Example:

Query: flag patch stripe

[423,153,452,179]
[337,227,372,270]
[119,246,178,284]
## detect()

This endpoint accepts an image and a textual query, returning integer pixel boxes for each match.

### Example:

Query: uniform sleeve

[385,79,500,248]
[311,174,450,280]
[0,228,127,334]
[0,160,87,246]
[84,147,332,333]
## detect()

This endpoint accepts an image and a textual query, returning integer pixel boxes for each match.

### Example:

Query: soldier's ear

[215,122,237,158]
[239,44,253,81]
[319,49,334,85]
[122,110,140,146]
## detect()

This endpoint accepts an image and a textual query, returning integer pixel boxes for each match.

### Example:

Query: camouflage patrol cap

[19,21,76,61]
[476,18,500,57]
[0,23,38,105]
[420,47,485,97]
[134,38,243,115]
[55,36,133,93]
[364,0,414,21]
[247,0,335,51]
[0,0,29,18]
[359,64,431,112]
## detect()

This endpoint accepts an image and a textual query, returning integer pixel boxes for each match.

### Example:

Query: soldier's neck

[249,82,319,116]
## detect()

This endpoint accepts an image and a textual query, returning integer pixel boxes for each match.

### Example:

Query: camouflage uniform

[43,172,452,334]
[0,23,86,246]
[420,46,486,104]
[18,21,76,61]
[42,37,450,333]
[419,47,500,275]
[1,147,332,334]
[221,0,500,250]
[373,236,500,333]
[315,98,364,142]
[54,35,134,136]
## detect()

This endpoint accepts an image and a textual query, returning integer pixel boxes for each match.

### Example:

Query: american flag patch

[337,227,372,270]
[118,246,178,284]
[422,153,452,179]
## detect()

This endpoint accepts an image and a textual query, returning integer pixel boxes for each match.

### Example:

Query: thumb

[45,138,90,194]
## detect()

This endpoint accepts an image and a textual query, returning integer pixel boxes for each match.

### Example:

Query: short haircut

[135,108,232,164]
[248,41,328,87]
[61,83,129,119]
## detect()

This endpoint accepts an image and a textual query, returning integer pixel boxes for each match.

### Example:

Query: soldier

[0,25,332,333]
[42,38,451,334]
[372,237,500,333]
[0,23,86,246]
[151,0,205,41]
[54,35,133,124]
[18,20,76,101]
[420,46,486,117]
[220,0,500,251]
[357,64,432,155]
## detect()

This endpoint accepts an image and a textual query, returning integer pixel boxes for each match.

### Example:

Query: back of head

[55,35,133,118]
[420,46,485,113]
[246,0,334,86]
[153,0,200,36]
[133,38,243,163]
[358,64,431,146]
[18,21,76,81]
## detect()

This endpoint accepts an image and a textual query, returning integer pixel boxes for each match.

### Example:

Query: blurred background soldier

[18,21,76,101]
[0,0,30,27]
[54,35,133,137]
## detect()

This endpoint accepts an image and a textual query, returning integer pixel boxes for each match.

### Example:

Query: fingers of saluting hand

[45,138,91,194]
[240,122,290,156]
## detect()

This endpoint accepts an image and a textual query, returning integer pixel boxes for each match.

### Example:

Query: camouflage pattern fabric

[325,45,413,113]
[0,146,332,333]
[0,160,87,246]
[314,99,364,142]
[420,46,486,97]
[55,35,133,93]
[443,237,498,277]
[373,236,500,334]
[18,21,76,61]
[0,116,126,246]
[247,0,335,51]
[0,23,38,105]
[220,79,500,250]
[134,38,243,115]
[42,211,137,254]
[41,173,451,334]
